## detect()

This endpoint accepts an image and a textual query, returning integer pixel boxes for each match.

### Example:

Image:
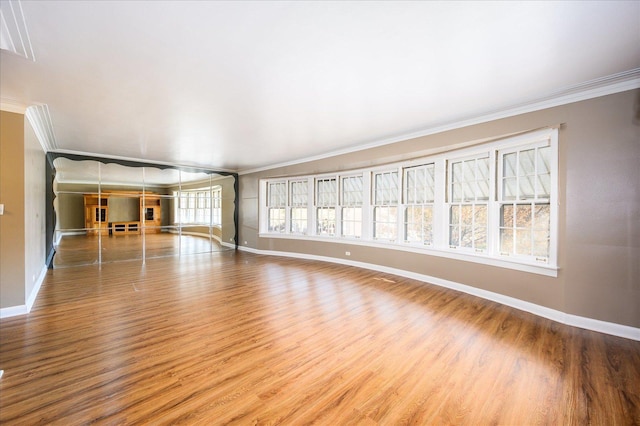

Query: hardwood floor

[1,250,639,424]
[53,233,232,268]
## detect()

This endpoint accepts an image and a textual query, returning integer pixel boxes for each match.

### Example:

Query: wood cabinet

[84,194,109,236]
[83,192,162,235]
[140,195,161,233]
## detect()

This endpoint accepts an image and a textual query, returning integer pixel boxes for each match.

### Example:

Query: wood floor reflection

[1,251,639,424]
[53,233,232,268]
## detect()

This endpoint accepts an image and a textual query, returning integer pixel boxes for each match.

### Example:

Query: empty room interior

[1,1,639,424]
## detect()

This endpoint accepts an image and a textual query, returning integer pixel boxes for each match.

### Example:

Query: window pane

[269,182,286,207]
[503,177,517,201]
[461,205,473,227]
[501,228,514,254]
[404,205,433,245]
[533,230,550,258]
[317,207,336,235]
[341,175,363,206]
[501,204,514,228]
[520,149,536,175]
[534,204,550,230]
[291,207,308,234]
[374,172,398,205]
[537,173,551,199]
[504,153,517,177]
[516,229,532,255]
[317,179,337,206]
[342,207,362,238]
[268,208,285,232]
[374,206,397,240]
[449,225,460,247]
[516,204,532,228]
[291,181,308,206]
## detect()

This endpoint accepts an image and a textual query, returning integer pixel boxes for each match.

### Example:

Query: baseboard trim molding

[26,265,48,312]
[0,304,28,319]
[1,265,48,319]
[238,246,640,341]
[168,230,223,245]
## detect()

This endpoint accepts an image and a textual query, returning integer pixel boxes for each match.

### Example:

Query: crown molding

[239,68,640,175]
[26,104,58,152]
[0,0,35,61]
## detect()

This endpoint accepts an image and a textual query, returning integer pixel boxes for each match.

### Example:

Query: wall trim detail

[238,246,640,342]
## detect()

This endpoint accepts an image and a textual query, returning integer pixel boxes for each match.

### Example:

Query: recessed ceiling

[2,1,639,172]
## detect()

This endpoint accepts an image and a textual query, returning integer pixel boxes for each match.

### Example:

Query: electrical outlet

[0,204,4,215]
[345,251,351,256]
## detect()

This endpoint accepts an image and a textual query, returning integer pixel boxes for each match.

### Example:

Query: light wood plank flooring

[53,233,232,268]
[1,250,639,424]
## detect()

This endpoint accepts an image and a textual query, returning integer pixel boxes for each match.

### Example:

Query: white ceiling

[1,1,639,173]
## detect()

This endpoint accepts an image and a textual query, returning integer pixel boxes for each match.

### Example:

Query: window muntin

[290,180,308,234]
[373,171,399,241]
[448,156,489,251]
[316,178,337,236]
[404,164,435,245]
[499,144,551,261]
[260,129,557,273]
[341,175,363,238]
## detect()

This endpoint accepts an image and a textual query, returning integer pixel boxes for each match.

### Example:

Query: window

[267,181,286,232]
[341,175,364,238]
[174,186,222,225]
[373,171,399,241]
[499,144,551,261]
[259,128,558,275]
[404,164,435,245]
[316,178,337,236]
[448,155,490,251]
[290,180,308,234]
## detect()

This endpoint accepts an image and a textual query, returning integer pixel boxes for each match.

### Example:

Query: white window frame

[258,128,558,277]
[496,139,555,264]
[340,174,365,239]
[289,179,309,235]
[445,152,492,253]
[403,163,436,246]
[315,177,338,236]
[371,169,401,242]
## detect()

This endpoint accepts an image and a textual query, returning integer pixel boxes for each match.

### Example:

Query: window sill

[258,233,559,277]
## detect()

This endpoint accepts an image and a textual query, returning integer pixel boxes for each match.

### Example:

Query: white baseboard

[0,304,28,318]
[55,230,84,245]
[238,246,640,341]
[1,264,48,319]
[26,265,48,312]
[168,230,223,244]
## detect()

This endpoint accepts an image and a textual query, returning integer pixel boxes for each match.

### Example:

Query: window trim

[258,128,559,277]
